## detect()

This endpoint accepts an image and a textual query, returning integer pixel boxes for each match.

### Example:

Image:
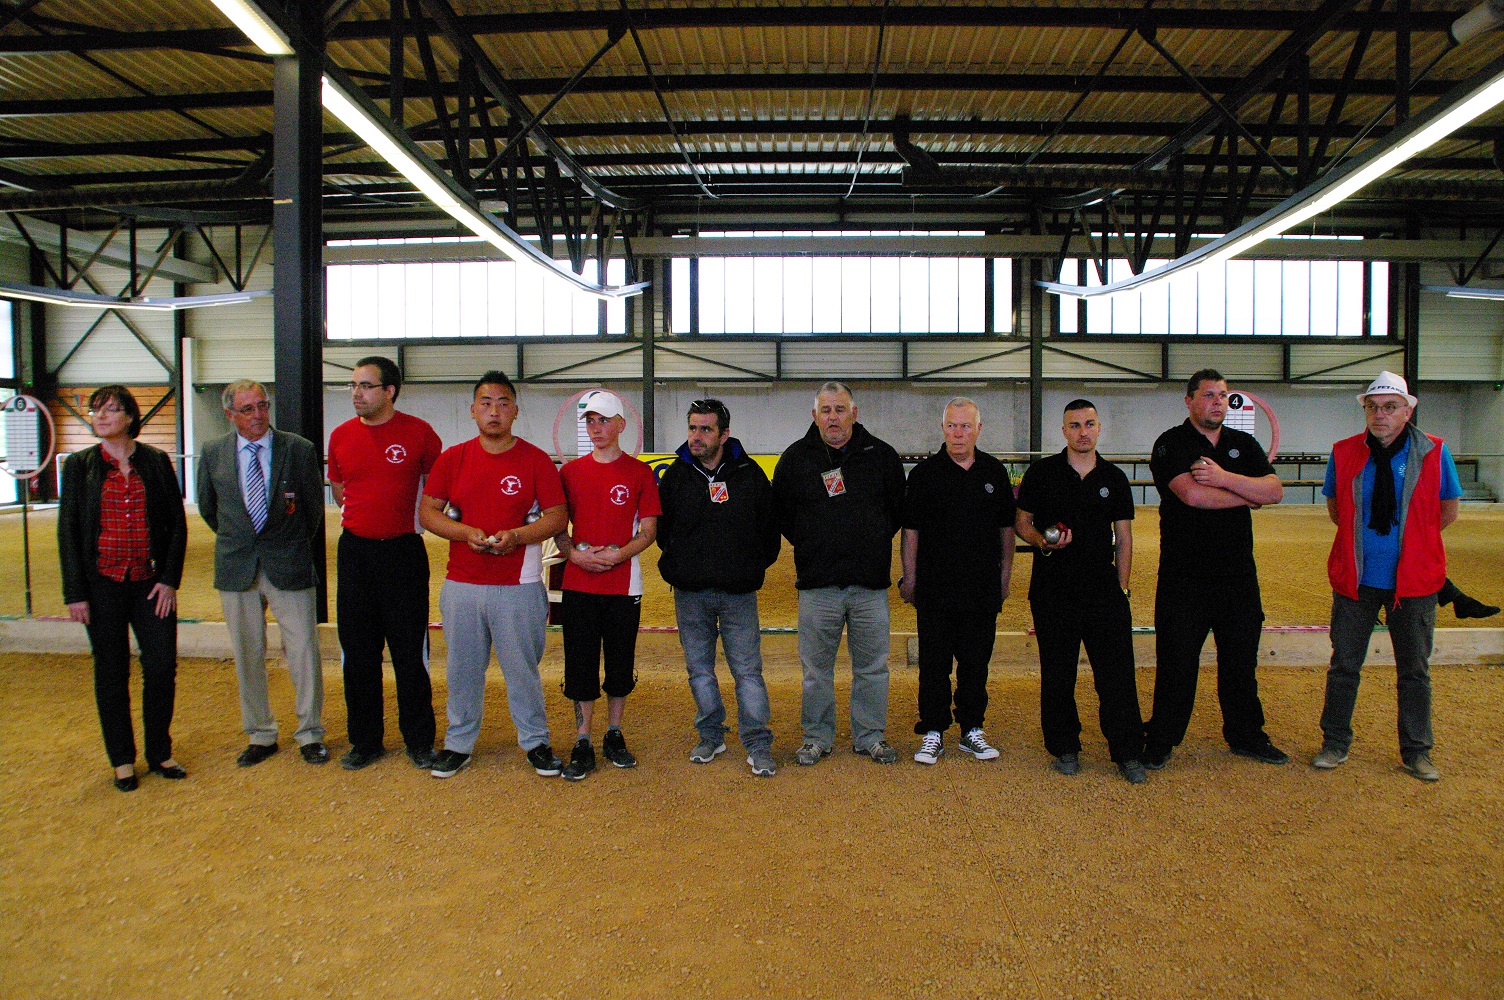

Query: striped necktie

[244,441,268,532]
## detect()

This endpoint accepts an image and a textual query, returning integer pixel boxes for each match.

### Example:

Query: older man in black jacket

[771,381,906,766]
[658,399,781,776]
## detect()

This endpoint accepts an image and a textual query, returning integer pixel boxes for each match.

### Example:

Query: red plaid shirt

[96,452,154,582]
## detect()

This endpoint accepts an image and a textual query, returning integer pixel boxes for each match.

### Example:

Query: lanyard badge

[821,468,846,497]
[708,480,729,503]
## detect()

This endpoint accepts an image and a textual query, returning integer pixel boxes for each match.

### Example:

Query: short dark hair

[473,370,516,399]
[89,385,142,439]
[1186,368,1225,397]
[687,398,730,433]
[355,355,402,402]
[1063,398,1096,415]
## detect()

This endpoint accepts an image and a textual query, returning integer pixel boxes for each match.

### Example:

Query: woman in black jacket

[57,385,188,791]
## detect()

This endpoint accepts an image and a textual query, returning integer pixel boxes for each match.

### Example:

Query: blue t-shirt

[1323,438,1462,588]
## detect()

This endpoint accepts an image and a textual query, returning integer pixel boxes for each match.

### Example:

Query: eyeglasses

[689,398,729,423]
[90,405,125,416]
[347,381,385,392]
[1363,401,1405,415]
[231,400,272,416]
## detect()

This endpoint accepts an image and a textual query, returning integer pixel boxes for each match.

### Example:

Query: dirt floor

[2,643,1502,1000]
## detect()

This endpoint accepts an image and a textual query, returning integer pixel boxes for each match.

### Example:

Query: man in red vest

[1317,371,1462,782]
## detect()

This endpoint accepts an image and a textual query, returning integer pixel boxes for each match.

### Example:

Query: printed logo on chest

[609,484,631,506]
[384,444,408,464]
[500,475,522,496]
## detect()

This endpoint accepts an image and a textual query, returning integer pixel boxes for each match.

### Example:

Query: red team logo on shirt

[384,444,407,464]
[609,484,631,506]
[500,475,522,495]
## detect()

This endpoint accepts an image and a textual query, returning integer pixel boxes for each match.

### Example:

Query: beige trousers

[219,572,325,746]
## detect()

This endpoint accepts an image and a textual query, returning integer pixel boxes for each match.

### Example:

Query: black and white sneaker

[914,731,944,765]
[958,728,1000,761]
[526,744,564,776]
[602,728,637,768]
[561,738,596,781]
[430,749,470,779]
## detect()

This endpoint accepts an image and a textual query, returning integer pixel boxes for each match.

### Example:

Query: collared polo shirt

[1150,419,1275,579]
[1015,449,1134,600]
[901,448,1016,612]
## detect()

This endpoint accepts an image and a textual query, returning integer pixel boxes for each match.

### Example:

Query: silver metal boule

[1043,526,1062,546]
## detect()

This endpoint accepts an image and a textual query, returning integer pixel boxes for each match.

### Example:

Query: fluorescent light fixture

[1042,50,1504,301]
[0,282,268,311]
[207,0,294,56]
[320,67,647,301]
[1423,284,1504,300]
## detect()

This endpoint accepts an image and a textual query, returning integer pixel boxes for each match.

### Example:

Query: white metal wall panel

[1418,294,1504,381]
[653,340,777,379]
[1167,343,1283,382]
[403,344,517,381]
[1048,341,1163,380]
[183,226,272,385]
[779,341,902,378]
[48,265,176,383]
[523,342,644,381]
[907,341,1030,379]
[1287,343,1404,382]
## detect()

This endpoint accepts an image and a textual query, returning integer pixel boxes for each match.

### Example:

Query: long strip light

[206,0,293,56]
[1041,47,1504,301]
[0,282,269,311]
[1423,284,1504,300]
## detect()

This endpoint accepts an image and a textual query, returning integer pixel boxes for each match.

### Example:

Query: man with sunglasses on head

[198,379,330,767]
[657,399,781,776]
[1315,371,1463,782]
[326,356,443,771]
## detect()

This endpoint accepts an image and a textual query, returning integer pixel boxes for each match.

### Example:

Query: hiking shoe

[794,741,830,766]
[1230,739,1289,765]
[1452,594,1500,619]
[747,749,777,777]
[405,747,438,770]
[340,747,385,771]
[1118,759,1148,784]
[1312,746,1348,769]
[430,749,470,779]
[1052,752,1081,776]
[690,738,727,764]
[958,728,1000,761]
[526,744,563,777]
[602,729,637,768]
[854,740,898,764]
[561,739,596,781]
[914,730,944,765]
[1142,746,1172,770]
[1402,752,1440,782]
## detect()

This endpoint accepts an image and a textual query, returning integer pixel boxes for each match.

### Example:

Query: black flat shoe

[237,742,279,767]
[113,773,138,792]
[149,763,187,779]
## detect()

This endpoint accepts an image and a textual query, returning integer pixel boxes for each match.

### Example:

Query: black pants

[337,531,435,753]
[561,590,640,701]
[913,601,997,735]
[1146,575,1268,753]
[85,573,177,768]
[1032,589,1143,762]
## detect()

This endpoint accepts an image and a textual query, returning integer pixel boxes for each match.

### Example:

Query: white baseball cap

[580,389,625,420]
[1356,370,1417,408]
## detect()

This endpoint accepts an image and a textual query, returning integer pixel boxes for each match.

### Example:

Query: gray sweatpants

[439,580,551,754]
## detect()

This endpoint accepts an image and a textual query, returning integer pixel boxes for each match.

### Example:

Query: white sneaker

[958,728,1000,760]
[914,730,944,765]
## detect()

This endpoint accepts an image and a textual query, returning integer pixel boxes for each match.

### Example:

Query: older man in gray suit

[197,378,329,765]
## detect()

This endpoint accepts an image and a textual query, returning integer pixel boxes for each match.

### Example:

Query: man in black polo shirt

[1144,368,1287,769]
[1015,399,1145,783]
[899,397,1015,765]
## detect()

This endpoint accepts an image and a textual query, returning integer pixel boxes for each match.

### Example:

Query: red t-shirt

[559,453,662,596]
[327,411,442,540]
[424,436,565,586]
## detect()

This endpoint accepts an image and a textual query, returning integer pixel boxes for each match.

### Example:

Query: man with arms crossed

[1015,399,1146,783]
[899,397,1014,766]
[1144,369,1287,769]
[198,379,329,766]
[327,356,442,770]
[418,371,568,779]
[555,390,661,781]
[658,399,781,776]
[772,381,905,766]
[1316,371,1462,781]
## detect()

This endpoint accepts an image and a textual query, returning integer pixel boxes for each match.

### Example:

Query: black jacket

[657,437,780,593]
[58,442,188,605]
[771,421,904,590]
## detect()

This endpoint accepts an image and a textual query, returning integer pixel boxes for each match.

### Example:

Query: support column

[641,256,656,451]
[1028,257,1045,455]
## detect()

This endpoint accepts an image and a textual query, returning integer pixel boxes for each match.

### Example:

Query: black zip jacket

[657,437,780,593]
[58,442,188,605]
[771,421,904,590]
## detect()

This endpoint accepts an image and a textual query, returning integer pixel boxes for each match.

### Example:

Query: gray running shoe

[1402,752,1440,782]
[854,739,898,764]
[1117,759,1148,784]
[1052,752,1081,775]
[1312,746,1349,769]
[794,742,830,766]
[747,749,777,776]
[690,739,727,764]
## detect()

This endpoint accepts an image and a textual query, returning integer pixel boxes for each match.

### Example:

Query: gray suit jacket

[197,428,325,592]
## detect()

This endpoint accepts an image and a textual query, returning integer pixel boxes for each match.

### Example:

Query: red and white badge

[821,468,846,497]
[708,480,729,503]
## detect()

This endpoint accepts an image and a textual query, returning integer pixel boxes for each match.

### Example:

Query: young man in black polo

[1015,399,1145,783]
[899,397,1015,765]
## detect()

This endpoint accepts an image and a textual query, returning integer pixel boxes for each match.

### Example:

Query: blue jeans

[674,589,772,752]
[1321,586,1437,758]
[798,586,890,751]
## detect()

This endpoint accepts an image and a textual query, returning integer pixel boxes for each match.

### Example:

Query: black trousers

[913,601,998,735]
[1146,575,1268,753]
[337,531,435,753]
[85,573,177,768]
[561,590,640,701]
[1031,589,1143,762]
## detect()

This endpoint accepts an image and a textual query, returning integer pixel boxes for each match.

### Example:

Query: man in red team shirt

[327,356,443,771]
[418,371,569,779]
[554,390,660,780]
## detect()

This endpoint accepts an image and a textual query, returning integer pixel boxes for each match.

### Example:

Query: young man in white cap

[1316,371,1463,781]
[555,390,661,780]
